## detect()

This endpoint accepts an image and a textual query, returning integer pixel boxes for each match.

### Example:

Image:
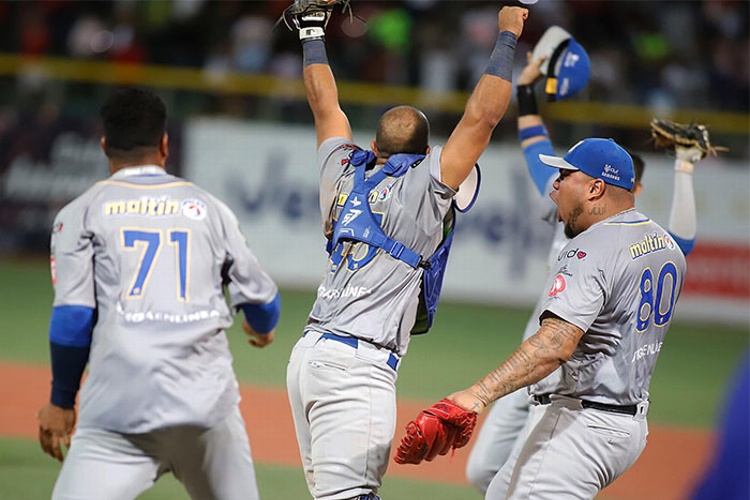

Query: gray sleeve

[215,198,278,307]
[540,237,608,332]
[50,198,96,308]
[428,146,458,200]
[318,137,359,235]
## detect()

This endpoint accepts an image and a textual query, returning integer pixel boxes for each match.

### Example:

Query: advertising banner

[181,118,749,325]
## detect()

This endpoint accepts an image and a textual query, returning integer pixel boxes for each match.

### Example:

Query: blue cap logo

[538,138,635,191]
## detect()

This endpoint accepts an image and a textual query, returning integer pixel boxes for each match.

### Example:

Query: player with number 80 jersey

[533,213,686,404]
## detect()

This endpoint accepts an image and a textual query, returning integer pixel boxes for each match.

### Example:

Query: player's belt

[534,394,639,416]
[314,332,400,371]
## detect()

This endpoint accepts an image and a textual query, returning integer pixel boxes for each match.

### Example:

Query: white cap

[531,25,573,75]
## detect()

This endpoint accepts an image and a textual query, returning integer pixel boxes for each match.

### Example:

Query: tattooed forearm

[470,317,584,405]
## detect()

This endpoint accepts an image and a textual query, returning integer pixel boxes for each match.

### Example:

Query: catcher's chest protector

[328,149,468,334]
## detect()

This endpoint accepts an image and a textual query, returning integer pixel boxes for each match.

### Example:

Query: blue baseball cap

[539,138,635,191]
[531,26,591,101]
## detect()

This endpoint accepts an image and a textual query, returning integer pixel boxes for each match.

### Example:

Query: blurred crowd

[1,0,748,113]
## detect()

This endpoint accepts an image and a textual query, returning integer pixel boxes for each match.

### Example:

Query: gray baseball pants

[485,394,649,499]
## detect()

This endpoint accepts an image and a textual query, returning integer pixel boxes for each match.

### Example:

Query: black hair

[624,148,645,185]
[100,87,166,160]
[375,106,430,158]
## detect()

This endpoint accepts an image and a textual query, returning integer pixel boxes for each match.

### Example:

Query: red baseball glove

[394,398,478,465]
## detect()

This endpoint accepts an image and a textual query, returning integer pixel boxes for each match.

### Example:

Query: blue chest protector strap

[330,150,424,268]
[328,149,473,334]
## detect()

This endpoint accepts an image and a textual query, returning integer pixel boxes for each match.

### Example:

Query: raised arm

[667,146,699,256]
[290,6,352,146]
[516,51,558,195]
[649,119,713,256]
[440,6,528,190]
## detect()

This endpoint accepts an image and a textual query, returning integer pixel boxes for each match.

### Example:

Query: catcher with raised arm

[282,1,528,499]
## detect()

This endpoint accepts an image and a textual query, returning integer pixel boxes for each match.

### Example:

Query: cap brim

[454,163,480,213]
[531,26,572,75]
[539,153,578,171]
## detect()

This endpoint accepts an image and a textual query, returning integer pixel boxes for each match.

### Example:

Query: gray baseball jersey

[307,137,455,356]
[532,208,687,405]
[51,165,278,434]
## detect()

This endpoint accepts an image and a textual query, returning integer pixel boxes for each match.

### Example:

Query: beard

[563,205,584,239]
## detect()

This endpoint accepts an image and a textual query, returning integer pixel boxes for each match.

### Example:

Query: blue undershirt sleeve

[670,233,696,257]
[523,139,557,195]
[48,305,95,408]
[240,292,281,334]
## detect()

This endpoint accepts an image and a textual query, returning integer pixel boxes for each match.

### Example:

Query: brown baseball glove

[650,119,727,161]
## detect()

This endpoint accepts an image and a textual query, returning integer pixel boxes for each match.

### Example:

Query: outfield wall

[184,119,749,326]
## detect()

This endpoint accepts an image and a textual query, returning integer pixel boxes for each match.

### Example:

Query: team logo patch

[664,234,676,250]
[577,251,587,259]
[53,222,64,233]
[50,256,56,285]
[548,274,566,297]
[182,199,207,220]
[378,182,395,201]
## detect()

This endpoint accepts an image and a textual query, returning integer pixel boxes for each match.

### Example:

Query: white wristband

[300,27,325,40]
[674,159,694,174]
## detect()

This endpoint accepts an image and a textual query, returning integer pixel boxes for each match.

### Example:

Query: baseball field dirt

[1,361,712,499]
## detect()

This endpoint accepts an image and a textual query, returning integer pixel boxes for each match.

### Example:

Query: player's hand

[447,388,490,416]
[242,319,275,348]
[518,51,546,86]
[37,402,76,462]
[498,6,528,38]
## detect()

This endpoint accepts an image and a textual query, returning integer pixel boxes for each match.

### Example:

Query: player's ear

[160,133,169,159]
[371,140,378,155]
[425,145,431,155]
[100,137,107,155]
[589,178,606,200]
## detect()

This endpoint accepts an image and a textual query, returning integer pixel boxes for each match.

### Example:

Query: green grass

[2,257,748,500]
[1,257,748,429]
[0,437,477,500]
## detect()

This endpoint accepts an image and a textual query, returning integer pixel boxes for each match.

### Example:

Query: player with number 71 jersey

[50,169,278,433]
[533,209,687,405]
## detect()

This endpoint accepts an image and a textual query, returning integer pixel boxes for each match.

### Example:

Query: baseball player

[282,2,528,499]
[424,137,688,499]
[36,88,281,500]
[465,45,703,493]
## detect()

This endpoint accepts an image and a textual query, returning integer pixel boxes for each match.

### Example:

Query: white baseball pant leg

[287,331,398,500]
[52,406,259,500]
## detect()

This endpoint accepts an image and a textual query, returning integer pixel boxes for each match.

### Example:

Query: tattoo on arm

[471,317,583,406]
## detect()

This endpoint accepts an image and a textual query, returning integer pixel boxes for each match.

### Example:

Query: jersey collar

[111,165,167,179]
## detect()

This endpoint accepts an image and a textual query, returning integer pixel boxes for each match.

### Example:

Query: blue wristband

[518,124,549,142]
[484,31,517,82]
[240,292,281,334]
[303,39,329,67]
